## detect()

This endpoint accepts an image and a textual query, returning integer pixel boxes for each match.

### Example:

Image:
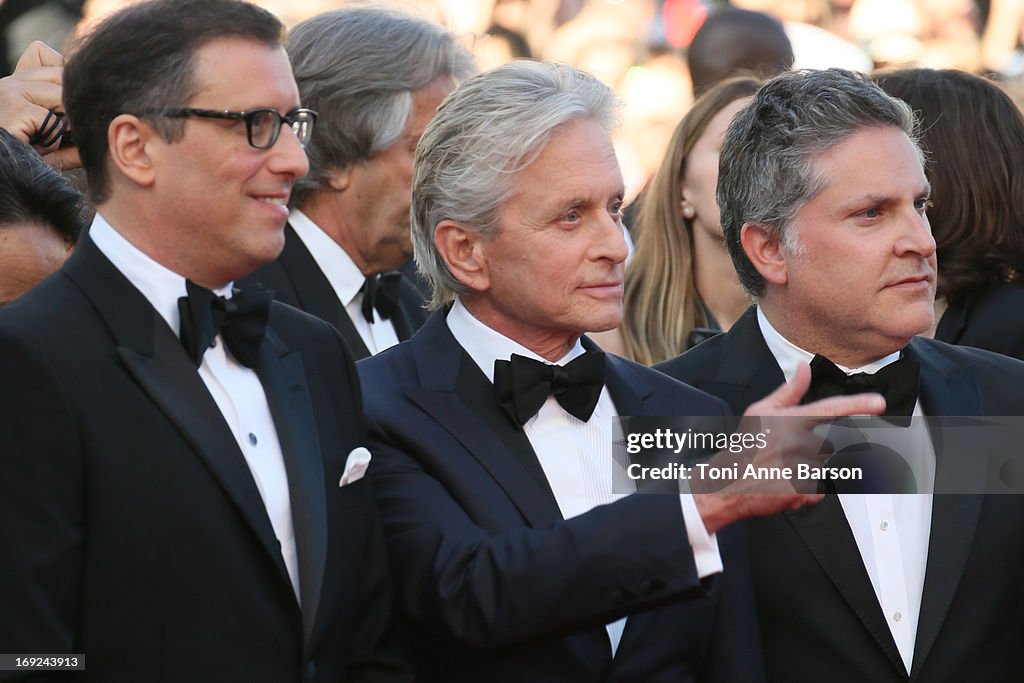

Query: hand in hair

[0,42,81,170]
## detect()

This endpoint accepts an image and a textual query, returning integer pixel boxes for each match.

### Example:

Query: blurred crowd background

[3,0,1021,204]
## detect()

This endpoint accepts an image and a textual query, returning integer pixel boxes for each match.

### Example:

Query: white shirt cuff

[679,493,723,578]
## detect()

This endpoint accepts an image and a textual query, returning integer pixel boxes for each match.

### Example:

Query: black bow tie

[177,280,271,368]
[493,351,606,429]
[360,272,402,323]
[804,354,920,420]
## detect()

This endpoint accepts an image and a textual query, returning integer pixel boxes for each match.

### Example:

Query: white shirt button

[893,611,902,622]
[880,520,889,531]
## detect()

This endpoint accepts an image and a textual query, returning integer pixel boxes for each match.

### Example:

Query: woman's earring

[682,203,695,219]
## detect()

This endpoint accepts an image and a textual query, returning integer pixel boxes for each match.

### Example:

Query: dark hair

[687,8,793,97]
[0,129,86,244]
[718,68,919,297]
[874,68,1024,304]
[63,0,284,204]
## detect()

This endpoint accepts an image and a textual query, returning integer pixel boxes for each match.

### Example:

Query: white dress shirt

[289,209,400,355]
[90,213,301,600]
[757,307,935,674]
[447,299,722,656]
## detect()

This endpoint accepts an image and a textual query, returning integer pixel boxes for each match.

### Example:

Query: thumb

[14,41,64,72]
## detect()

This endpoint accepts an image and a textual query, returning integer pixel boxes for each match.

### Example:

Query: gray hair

[717,68,921,297]
[412,61,620,309]
[287,6,476,205]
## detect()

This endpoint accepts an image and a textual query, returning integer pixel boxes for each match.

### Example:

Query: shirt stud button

[248,433,258,446]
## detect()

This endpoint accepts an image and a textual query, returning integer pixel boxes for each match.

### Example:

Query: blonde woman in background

[594,76,761,364]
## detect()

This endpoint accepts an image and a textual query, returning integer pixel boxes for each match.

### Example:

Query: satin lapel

[278,225,371,359]
[256,328,327,652]
[905,340,984,678]
[406,313,562,527]
[706,307,784,414]
[334,312,372,360]
[782,496,905,672]
[601,347,651,419]
[65,236,290,587]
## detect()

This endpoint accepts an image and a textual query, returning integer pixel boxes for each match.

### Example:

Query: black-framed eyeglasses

[141,107,317,149]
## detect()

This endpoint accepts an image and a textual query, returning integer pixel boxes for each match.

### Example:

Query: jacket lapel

[278,225,371,359]
[723,309,906,671]
[905,340,984,679]
[64,237,292,590]
[703,308,784,414]
[782,498,906,672]
[602,348,650,418]
[405,312,563,528]
[256,326,327,652]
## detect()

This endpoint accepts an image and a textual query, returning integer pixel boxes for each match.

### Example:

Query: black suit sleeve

[364,415,710,650]
[0,328,83,679]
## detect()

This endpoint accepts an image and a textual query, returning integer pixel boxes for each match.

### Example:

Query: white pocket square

[339,447,372,487]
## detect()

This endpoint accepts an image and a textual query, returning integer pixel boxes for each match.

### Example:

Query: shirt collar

[756,306,901,381]
[446,298,585,383]
[288,208,365,307]
[88,212,232,339]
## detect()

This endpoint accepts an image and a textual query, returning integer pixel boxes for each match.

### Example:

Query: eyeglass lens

[249,110,314,148]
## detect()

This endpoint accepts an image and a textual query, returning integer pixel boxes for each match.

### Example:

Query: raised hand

[693,363,885,533]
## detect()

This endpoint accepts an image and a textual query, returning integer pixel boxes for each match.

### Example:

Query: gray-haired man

[357,61,884,683]
[244,7,475,358]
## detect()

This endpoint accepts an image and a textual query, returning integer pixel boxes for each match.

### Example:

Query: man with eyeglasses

[241,7,475,359]
[0,1,409,681]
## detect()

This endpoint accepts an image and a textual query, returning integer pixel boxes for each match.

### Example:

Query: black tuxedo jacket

[356,310,766,683]
[242,224,429,360]
[0,235,408,682]
[656,307,1024,682]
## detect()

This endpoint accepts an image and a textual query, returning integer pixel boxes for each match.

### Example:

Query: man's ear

[740,223,788,286]
[435,220,489,293]
[107,114,156,188]
[325,165,351,192]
